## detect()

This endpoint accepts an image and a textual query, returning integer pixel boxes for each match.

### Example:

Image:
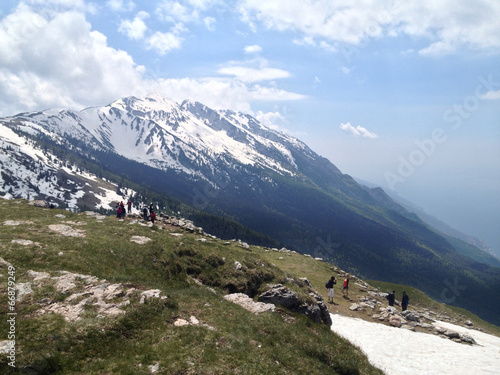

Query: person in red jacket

[342,274,350,299]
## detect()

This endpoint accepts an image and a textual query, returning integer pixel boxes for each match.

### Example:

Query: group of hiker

[325,274,351,304]
[115,200,132,218]
[385,290,410,311]
[325,274,410,310]
[116,200,157,224]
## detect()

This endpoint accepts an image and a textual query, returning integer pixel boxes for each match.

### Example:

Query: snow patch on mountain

[2,94,313,187]
[0,123,133,211]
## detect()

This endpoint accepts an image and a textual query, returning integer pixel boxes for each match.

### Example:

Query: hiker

[119,202,126,218]
[149,203,154,214]
[402,291,409,311]
[386,290,395,307]
[150,210,156,225]
[325,276,337,303]
[142,206,149,221]
[116,203,122,218]
[127,199,132,214]
[342,274,350,299]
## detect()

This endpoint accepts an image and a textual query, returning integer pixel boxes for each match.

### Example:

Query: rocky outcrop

[258,284,332,326]
[22,270,167,322]
[224,293,275,314]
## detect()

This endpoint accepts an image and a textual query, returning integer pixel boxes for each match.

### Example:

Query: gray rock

[444,330,460,339]
[459,333,476,345]
[350,303,363,311]
[258,284,332,326]
[389,315,402,327]
[401,310,420,322]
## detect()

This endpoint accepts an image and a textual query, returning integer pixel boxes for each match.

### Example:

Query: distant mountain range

[1,94,499,325]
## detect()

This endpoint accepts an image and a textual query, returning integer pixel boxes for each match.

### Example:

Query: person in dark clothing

[119,202,125,218]
[143,206,149,221]
[386,290,395,307]
[150,211,156,225]
[325,276,337,303]
[401,291,409,311]
[127,200,132,214]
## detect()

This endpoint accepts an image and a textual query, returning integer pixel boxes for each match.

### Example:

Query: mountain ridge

[1,94,499,325]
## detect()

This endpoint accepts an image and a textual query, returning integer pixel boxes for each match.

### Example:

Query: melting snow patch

[329,314,500,375]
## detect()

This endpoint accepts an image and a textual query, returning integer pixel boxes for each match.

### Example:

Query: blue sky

[1,0,499,255]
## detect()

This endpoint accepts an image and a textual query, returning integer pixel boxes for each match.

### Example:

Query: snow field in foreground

[329,314,500,375]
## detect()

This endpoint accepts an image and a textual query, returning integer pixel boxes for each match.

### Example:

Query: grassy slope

[0,199,382,375]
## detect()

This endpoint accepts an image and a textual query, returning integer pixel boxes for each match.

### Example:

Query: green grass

[0,199,384,374]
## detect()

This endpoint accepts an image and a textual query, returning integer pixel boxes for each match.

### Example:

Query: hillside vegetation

[1,199,498,374]
[0,199,382,374]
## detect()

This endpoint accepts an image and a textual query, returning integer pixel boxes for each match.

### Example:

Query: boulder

[258,284,331,326]
[401,310,420,322]
[459,334,476,345]
[389,315,402,327]
[349,303,363,311]
[444,330,460,339]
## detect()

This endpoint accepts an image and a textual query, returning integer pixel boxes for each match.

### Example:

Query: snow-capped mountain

[1,94,499,326]
[4,94,321,185]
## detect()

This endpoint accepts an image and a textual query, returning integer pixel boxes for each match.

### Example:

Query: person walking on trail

[127,199,132,214]
[342,274,350,299]
[150,210,156,225]
[142,206,149,221]
[386,290,395,307]
[325,276,337,304]
[401,291,409,311]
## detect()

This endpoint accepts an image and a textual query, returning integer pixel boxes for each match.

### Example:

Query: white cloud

[218,66,290,83]
[146,31,183,55]
[480,90,500,100]
[244,44,262,54]
[0,4,304,117]
[148,78,305,114]
[118,11,149,40]
[218,56,291,83]
[340,122,378,139]
[255,110,285,130]
[156,0,197,23]
[0,5,146,115]
[106,0,135,12]
[238,0,500,56]
[204,16,216,30]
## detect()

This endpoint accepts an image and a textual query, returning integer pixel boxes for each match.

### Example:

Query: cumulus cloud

[0,4,304,117]
[118,11,149,40]
[0,4,146,115]
[146,31,183,55]
[340,122,378,139]
[106,0,135,12]
[238,0,500,56]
